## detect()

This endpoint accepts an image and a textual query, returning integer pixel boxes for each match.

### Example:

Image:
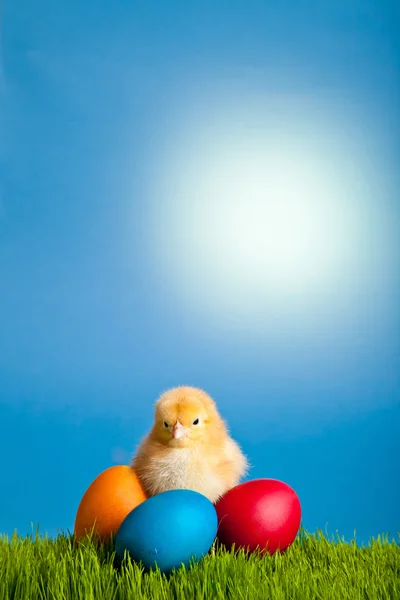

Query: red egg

[215,478,301,554]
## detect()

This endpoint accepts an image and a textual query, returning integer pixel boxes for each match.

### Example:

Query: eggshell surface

[74,465,147,541]
[215,478,301,554]
[115,489,218,572]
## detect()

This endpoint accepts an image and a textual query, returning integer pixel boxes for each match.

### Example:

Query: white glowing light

[145,87,392,336]
[176,147,346,298]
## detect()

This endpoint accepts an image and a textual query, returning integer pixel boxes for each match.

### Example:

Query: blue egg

[115,489,218,573]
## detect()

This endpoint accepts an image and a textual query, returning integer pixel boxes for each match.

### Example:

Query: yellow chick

[131,386,249,503]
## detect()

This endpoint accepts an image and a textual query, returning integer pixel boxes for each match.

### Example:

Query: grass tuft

[0,528,398,599]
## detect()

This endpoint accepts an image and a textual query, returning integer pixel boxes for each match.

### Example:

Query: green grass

[0,528,399,600]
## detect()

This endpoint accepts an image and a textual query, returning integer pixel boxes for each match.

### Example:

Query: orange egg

[74,465,147,542]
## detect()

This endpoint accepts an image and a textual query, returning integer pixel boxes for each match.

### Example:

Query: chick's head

[152,386,225,447]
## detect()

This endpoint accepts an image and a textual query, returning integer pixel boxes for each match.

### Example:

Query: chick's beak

[172,421,186,440]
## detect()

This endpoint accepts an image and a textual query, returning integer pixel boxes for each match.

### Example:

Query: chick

[131,386,249,503]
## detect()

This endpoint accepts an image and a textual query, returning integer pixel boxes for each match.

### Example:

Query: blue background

[1,0,399,545]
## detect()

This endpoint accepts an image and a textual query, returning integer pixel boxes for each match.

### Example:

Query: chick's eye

[163,421,169,428]
[192,418,199,425]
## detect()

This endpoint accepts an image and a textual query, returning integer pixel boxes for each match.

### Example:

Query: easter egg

[215,478,301,554]
[74,465,147,542]
[115,489,218,573]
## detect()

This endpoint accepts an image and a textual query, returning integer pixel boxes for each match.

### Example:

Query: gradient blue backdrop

[1,0,399,545]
